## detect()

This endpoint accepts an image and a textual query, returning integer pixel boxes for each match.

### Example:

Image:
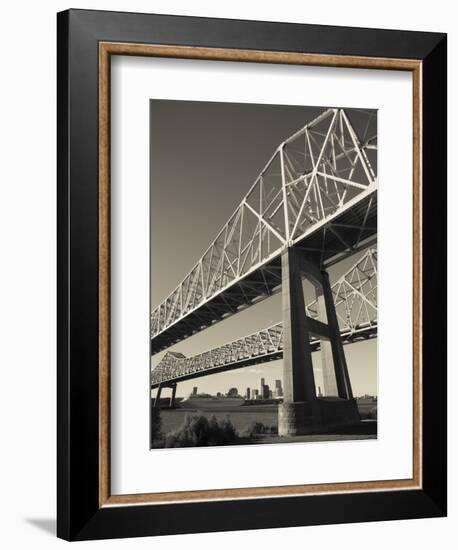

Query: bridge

[151,108,377,354]
[151,247,377,388]
[151,107,377,435]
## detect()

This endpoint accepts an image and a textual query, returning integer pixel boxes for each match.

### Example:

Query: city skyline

[166,372,376,401]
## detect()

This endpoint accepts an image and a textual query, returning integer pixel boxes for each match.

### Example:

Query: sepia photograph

[149,101,378,449]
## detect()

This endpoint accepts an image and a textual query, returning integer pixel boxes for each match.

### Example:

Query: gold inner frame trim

[99,41,422,507]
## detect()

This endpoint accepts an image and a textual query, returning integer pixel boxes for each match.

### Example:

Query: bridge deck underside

[151,193,377,355]
[295,192,377,266]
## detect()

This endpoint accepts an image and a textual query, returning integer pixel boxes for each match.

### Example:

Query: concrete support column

[154,385,162,408]
[315,293,339,397]
[170,384,177,408]
[281,247,317,403]
[279,248,321,436]
[321,270,353,400]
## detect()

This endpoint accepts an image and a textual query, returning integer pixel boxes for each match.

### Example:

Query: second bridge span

[152,248,377,389]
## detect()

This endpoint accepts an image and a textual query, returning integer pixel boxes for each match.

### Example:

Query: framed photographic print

[57,9,447,541]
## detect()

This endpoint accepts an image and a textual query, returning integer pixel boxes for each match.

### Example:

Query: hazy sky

[150,100,377,398]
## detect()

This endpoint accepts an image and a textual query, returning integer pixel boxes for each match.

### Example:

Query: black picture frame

[57,8,447,541]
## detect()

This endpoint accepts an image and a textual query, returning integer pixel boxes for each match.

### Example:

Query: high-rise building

[253,389,259,399]
[246,388,251,400]
[275,379,283,398]
[192,386,198,396]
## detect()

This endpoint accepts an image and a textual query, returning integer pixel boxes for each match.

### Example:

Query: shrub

[240,421,278,438]
[368,406,378,420]
[163,414,239,448]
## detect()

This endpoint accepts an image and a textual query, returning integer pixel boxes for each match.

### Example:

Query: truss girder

[151,108,377,350]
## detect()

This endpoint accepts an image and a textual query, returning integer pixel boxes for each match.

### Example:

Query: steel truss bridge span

[151,108,377,354]
[151,248,377,388]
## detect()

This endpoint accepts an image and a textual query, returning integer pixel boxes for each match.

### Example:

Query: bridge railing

[151,108,377,341]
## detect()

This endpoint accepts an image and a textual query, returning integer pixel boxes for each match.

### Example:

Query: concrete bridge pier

[153,383,178,409]
[169,383,177,408]
[153,385,162,408]
[278,247,359,436]
[315,289,339,397]
[319,271,354,400]
[278,247,321,435]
